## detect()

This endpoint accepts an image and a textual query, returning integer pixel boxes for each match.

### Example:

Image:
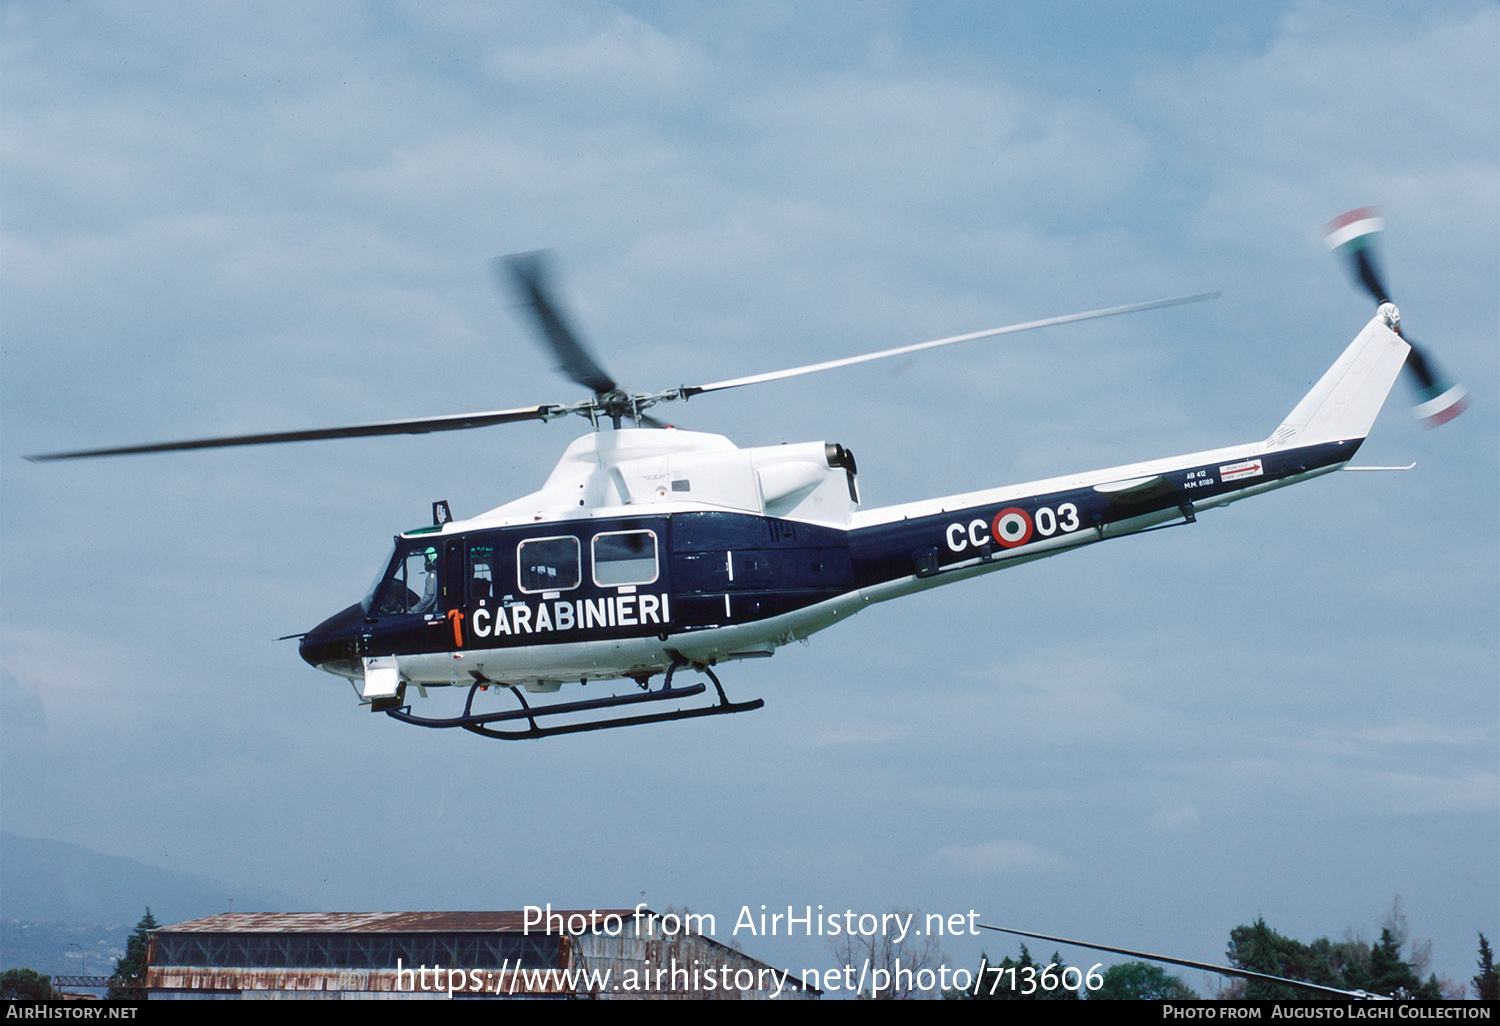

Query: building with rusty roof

[145,910,819,1000]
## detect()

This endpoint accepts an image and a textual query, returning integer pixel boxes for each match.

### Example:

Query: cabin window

[468,543,495,605]
[517,536,580,594]
[592,530,659,587]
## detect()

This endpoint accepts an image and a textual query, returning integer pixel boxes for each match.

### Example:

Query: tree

[1091,961,1198,1000]
[108,908,159,1000]
[1473,934,1498,1001]
[0,968,52,999]
[1368,927,1434,998]
[1227,918,1336,1000]
[1227,910,1443,1000]
[1317,935,1373,993]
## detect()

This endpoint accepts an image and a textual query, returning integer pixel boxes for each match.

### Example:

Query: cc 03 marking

[946,502,1083,553]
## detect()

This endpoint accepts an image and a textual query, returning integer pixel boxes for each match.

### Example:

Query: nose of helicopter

[299,602,366,678]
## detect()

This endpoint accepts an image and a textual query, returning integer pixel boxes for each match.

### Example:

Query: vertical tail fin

[1269,315,1411,447]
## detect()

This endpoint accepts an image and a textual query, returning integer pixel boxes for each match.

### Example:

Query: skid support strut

[385,659,763,740]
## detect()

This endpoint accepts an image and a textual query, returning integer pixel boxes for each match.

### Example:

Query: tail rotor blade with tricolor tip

[1325,207,1467,428]
[1402,337,1469,427]
[1326,207,1391,304]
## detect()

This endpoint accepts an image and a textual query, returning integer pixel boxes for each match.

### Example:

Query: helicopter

[29,208,1466,741]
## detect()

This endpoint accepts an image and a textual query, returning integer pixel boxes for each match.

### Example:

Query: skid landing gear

[384,659,763,740]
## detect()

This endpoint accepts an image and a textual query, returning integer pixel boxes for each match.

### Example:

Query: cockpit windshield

[361,541,398,613]
[368,539,443,616]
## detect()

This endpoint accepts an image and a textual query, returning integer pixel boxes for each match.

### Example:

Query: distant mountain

[0,832,310,927]
[0,919,130,979]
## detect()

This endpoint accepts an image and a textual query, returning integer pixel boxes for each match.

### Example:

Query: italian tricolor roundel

[992,507,1033,548]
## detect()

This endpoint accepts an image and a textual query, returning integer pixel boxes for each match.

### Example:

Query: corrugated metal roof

[144,968,570,995]
[160,911,642,934]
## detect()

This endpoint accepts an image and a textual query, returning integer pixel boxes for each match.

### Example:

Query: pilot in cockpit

[411,546,439,614]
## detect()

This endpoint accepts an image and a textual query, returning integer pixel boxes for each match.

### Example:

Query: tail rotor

[1325,208,1468,427]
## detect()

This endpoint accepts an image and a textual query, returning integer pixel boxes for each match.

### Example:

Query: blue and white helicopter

[31,210,1466,740]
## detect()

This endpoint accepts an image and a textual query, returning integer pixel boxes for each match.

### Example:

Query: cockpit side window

[374,541,443,615]
[517,536,580,594]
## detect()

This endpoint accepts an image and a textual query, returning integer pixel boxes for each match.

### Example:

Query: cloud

[1360,768,1500,816]
[1144,5,1500,258]
[732,71,1151,221]
[1195,755,1499,818]
[972,652,1153,740]
[929,839,1060,876]
[1152,805,1200,829]
[1339,721,1496,747]
[483,8,705,100]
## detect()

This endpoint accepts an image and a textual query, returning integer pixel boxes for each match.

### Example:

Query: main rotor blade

[499,252,618,396]
[976,924,1387,1000]
[25,405,558,461]
[679,292,1219,398]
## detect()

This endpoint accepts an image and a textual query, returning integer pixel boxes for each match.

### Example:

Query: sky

[2,0,1496,996]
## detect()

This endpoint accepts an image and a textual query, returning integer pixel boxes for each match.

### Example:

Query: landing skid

[385,659,764,740]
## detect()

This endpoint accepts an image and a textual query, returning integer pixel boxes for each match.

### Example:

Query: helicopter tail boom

[841,312,1418,607]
